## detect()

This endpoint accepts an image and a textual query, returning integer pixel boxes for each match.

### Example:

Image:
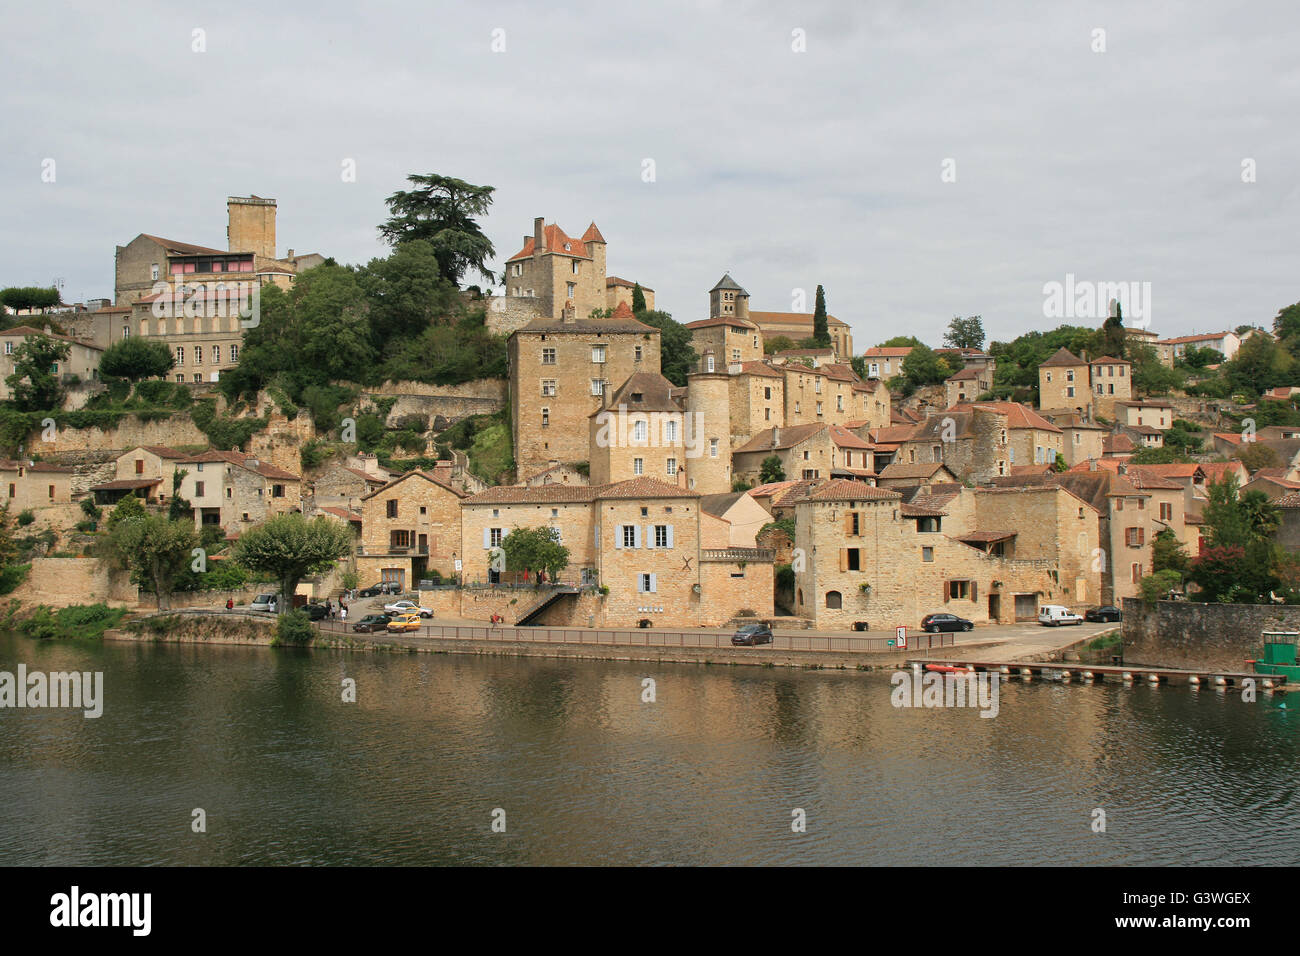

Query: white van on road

[1038,605,1084,627]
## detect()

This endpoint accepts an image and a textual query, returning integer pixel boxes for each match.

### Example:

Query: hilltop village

[1,188,1297,633]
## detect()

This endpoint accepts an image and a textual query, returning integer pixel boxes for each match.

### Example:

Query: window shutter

[615,525,624,549]
[843,513,853,535]
[943,581,951,603]
[666,525,674,549]
[649,573,657,593]
[645,525,655,549]
[482,528,490,549]
[970,581,978,603]
[839,549,848,572]
[634,525,642,549]
[636,574,645,593]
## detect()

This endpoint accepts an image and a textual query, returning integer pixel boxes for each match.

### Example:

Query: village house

[509,301,661,481]
[1113,399,1174,430]
[604,276,655,313]
[1158,330,1241,364]
[89,445,189,504]
[861,346,911,380]
[1044,412,1108,467]
[0,460,75,510]
[174,450,302,536]
[894,406,1011,483]
[356,469,466,591]
[0,327,104,400]
[944,366,992,406]
[587,371,687,487]
[309,454,394,512]
[524,462,590,488]
[698,491,771,547]
[727,360,786,443]
[458,477,772,627]
[732,423,831,483]
[876,462,959,489]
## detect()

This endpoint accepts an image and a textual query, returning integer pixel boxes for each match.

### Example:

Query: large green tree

[501,526,570,581]
[5,336,70,411]
[1099,302,1127,359]
[0,287,61,313]
[233,514,353,609]
[98,336,175,380]
[1223,333,1295,398]
[107,514,200,610]
[631,283,647,313]
[943,314,985,351]
[812,285,830,347]
[377,174,497,286]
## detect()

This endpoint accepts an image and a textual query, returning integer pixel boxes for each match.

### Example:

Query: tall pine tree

[812,285,830,347]
[631,283,646,313]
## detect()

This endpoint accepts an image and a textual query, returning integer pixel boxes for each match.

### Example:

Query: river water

[0,631,1297,866]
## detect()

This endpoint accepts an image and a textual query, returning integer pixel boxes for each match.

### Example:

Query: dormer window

[631,392,643,402]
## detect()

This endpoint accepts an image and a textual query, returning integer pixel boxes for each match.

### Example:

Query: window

[932,445,943,463]
[230,345,238,362]
[567,282,576,299]
[706,354,715,372]
[846,549,860,571]
[1045,371,1053,383]
[633,420,648,441]
[3,342,11,356]
[922,547,934,562]
[135,459,144,474]
[591,379,606,396]
[622,525,638,548]
[837,395,843,411]
[272,484,285,498]
[591,346,606,364]
[666,458,677,476]
[176,375,184,383]
[540,408,550,427]
[1160,502,1172,521]
[948,580,970,600]
[48,485,54,500]
[634,346,642,362]
[541,379,557,396]
[1132,563,1142,583]
[212,345,220,363]
[1126,527,1145,547]
[571,260,580,275]
[195,481,205,496]
[816,402,823,417]
[633,458,644,475]
[1066,386,1075,398]
[802,469,819,479]
[175,347,184,365]
[541,348,556,365]
[665,420,678,443]
[709,438,719,457]
[386,500,398,518]
[638,573,657,593]
[654,525,670,548]
[391,530,412,549]
[732,349,741,362]
[489,528,504,548]
[825,590,842,609]
[193,374,202,383]
[151,263,160,281]
[1066,369,1075,382]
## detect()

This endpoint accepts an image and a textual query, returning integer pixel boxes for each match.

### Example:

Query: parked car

[732,623,774,646]
[300,603,331,621]
[250,593,278,612]
[1038,604,1084,627]
[1085,605,1122,622]
[351,614,393,633]
[386,613,422,633]
[383,599,433,618]
[920,613,973,633]
[359,582,401,597]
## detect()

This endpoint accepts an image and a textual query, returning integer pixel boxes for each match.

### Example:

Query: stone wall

[34,414,209,455]
[483,295,546,337]
[1121,597,1296,670]
[13,557,138,607]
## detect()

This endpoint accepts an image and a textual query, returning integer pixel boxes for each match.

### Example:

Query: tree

[357,240,463,345]
[233,514,353,610]
[1099,301,1127,359]
[763,335,796,355]
[944,315,985,351]
[1177,345,1224,369]
[1224,333,1295,398]
[634,310,697,386]
[1273,302,1300,351]
[501,526,570,582]
[1129,343,1185,395]
[760,455,785,483]
[631,283,647,313]
[1152,528,1189,575]
[98,337,174,380]
[0,287,61,313]
[168,469,192,522]
[5,335,70,411]
[1053,452,1068,472]
[377,174,497,286]
[107,514,200,609]
[899,343,954,391]
[1130,447,1191,465]
[812,285,830,347]
[1189,475,1281,602]
[104,495,147,530]
[1234,442,1281,473]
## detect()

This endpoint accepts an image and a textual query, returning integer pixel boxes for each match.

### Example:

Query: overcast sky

[3,1,1297,348]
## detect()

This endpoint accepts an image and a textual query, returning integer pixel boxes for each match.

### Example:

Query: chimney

[1089,459,1098,472]
[1117,463,1127,476]
[771,427,781,449]
[533,217,545,255]
[287,248,294,259]
[562,301,576,324]
[434,460,453,483]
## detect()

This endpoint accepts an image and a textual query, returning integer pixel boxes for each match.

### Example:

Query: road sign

[895,625,907,649]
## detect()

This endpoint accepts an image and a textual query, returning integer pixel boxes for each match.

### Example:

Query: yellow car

[386,613,422,633]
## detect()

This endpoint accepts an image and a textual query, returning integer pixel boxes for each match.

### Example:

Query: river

[0,631,1296,865]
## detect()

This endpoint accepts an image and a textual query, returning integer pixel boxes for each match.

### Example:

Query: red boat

[924,663,973,675]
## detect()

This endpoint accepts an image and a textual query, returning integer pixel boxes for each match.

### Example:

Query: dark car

[921,613,973,633]
[351,613,393,633]
[732,623,774,646]
[300,603,331,621]
[358,582,400,598]
[1085,605,1122,622]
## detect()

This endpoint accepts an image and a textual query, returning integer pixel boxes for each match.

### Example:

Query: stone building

[310,455,394,512]
[503,219,609,321]
[174,450,302,536]
[523,462,590,488]
[944,366,992,406]
[790,479,1071,629]
[1037,347,1133,420]
[683,364,734,495]
[89,445,189,504]
[895,406,1011,483]
[509,301,661,480]
[959,401,1063,470]
[1045,412,1107,467]
[732,423,831,483]
[588,371,687,487]
[458,476,773,627]
[1112,399,1174,430]
[357,469,466,591]
[604,276,656,314]
[0,327,104,400]
[727,361,785,443]
[685,316,763,367]
[0,460,75,510]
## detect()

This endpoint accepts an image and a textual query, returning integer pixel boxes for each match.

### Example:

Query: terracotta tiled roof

[869,425,921,444]
[877,462,955,480]
[1010,464,1055,475]
[363,469,465,501]
[1274,491,1300,508]
[685,316,758,331]
[318,506,362,523]
[1103,434,1136,454]
[90,478,161,491]
[804,479,901,502]
[581,222,606,244]
[959,401,1062,432]
[829,425,871,449]
[748,310,849,329]
[1039,347,1086,367]
[514,309,656,335]
[734,423,827,454]
[946,367,983,381]
[1090,355,1131,365]
[605,276,652,291]
[731,361,783,379]
[1114,399,1175,408]
[595,370,682,415]
[137,445,188,459]
[956,530,1018,544]
[506,222,592,262]
[139,234,227,256]
[1159,332,1233,345]
[0,326,105,350]
[463,476,694,505]
[1213,432,1243,445]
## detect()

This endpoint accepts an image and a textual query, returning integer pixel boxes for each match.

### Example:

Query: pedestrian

[226,597,234,611]
[340,604,348,623]
[326,599,333,620]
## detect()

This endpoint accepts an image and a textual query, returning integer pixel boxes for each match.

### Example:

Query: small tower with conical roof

[710,273,749,320]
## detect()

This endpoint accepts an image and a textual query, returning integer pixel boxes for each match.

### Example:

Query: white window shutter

[636,574,645,593]
[666,525,674,549]
[615,525,623,549]
[649,573,658,593]
[645,525,655,549]
[634,525,642,549]
[482,528,490,549]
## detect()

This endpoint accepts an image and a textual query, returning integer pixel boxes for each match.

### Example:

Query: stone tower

[227,195,277,260]
[709,273,749,320]
[685,354,734,495]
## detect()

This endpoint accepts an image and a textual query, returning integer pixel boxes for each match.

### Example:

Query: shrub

[0,563,29,594]
[274,608,315,646]
[16,510,34,527]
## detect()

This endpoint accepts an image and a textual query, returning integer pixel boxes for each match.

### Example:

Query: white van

[1038,605,1083,627]
[250,593,278,612]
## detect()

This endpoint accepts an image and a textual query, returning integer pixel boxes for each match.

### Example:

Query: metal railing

[314,618,955,653]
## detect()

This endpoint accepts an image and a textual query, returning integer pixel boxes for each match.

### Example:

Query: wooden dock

[905,658,1289,689]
